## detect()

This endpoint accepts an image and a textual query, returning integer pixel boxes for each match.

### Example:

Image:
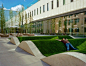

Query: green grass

[32,38,86,57]
[18,35,73,42]
[17,36,86,56]
[8,38,11,40]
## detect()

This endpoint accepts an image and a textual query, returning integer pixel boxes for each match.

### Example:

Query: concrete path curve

[0,38,50,66]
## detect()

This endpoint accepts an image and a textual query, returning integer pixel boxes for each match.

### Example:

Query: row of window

[64,27,86,32]
[63,0,73,5]
[26,0,74,18]
[64,18,80,25]
[64,28,79,32]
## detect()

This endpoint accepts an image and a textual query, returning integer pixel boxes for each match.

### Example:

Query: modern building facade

[6,0,86,35]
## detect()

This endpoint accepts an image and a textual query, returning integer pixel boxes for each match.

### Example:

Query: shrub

[18,35,73,42]
[58,35,73,39]
[32,40,66,57]
[32,38,86,56]
[18,36,56,42]
[77,41,86,50]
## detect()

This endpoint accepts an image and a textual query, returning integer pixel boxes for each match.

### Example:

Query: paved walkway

[0,36,86,66]
[0,38,50,66]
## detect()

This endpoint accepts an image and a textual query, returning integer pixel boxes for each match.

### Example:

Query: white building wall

[6,0,86,27]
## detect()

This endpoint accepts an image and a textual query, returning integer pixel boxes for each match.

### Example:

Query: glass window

[34,9,36,16]
[63,0,65,5]
[84,12,86,15]
[51,0,53,9]
[75,28,79,32]
[74,13,79,17]
[30,12,31,17]
[37,8,38,15]
[68,20,70,25]
[25,14,27,19]
[84,18,86,24]
[57,0,59,7]
[69,28,73,32]
[71,0,73,2]
[28,13,29,18]
[84,27,86,32]
[40,7,41,14]
[32,11,33,16]
[74,19,77,25]
[43,5,45,12]
[47,3,49,11]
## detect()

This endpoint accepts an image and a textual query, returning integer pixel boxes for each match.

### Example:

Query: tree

[52,18,55,33]
[28,11,33,34]
[9,9,13,33]
[58,17,62,34]
[64,17,67,34]
[0,4,5,34]
[19,12,21,27]
[41,21,43,33]
[46,20,49,34]
[24,11,28,33]
[51,19,55,34]
[9,9,13,26]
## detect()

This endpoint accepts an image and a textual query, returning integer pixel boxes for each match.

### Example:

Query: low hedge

[58,35,73,39]
[32,38,86,57]
[18,36,57,42]
[18,35,73,42]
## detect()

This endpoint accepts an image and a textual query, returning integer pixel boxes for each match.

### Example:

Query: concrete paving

[0,38,50,66]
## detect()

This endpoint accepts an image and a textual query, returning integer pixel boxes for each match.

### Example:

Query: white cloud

[3,8,10,10]
[11,4,24,11]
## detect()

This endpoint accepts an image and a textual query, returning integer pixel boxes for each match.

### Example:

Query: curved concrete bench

[61,52,86,63]
[18,41,45,59]
[10,37,20,45]
[42,53,86,66]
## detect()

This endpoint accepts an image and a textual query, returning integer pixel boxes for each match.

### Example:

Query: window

[57,0,59,7]
[63,0,65,5]
[84,18,86,24]
[25,14,27,19]
[75,28,79,32]
[30,12,31,17]
[69,14,72,18]
[69,28,73,32]
[74,18,79,25]
[74,13,78,17]
[64,20,67,25]
[74,19,77,25]
[51,0,53,9]
[28,13,29,18]
[40,7,41,14]
[64,28,67,32]
[71,0,73,2]
[84,12,86,15]
[32,11,33,16]
[47,3,49,11]
[43,5,45,12]
[34,9,36,16]
[68,20,70,25]
[37,8,38,15]
[84,28,86,32]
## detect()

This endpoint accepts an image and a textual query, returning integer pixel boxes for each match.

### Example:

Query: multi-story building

[6,0,86,35]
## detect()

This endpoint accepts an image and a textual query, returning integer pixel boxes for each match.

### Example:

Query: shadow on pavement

[15,46,33,56]
[7,41,15,45]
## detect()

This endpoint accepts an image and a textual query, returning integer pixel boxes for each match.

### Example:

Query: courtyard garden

[17,35,86,57]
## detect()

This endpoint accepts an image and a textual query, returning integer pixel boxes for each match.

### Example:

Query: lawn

[17,36,86,57]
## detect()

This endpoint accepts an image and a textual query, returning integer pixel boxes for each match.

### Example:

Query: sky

[0,0,38,11]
